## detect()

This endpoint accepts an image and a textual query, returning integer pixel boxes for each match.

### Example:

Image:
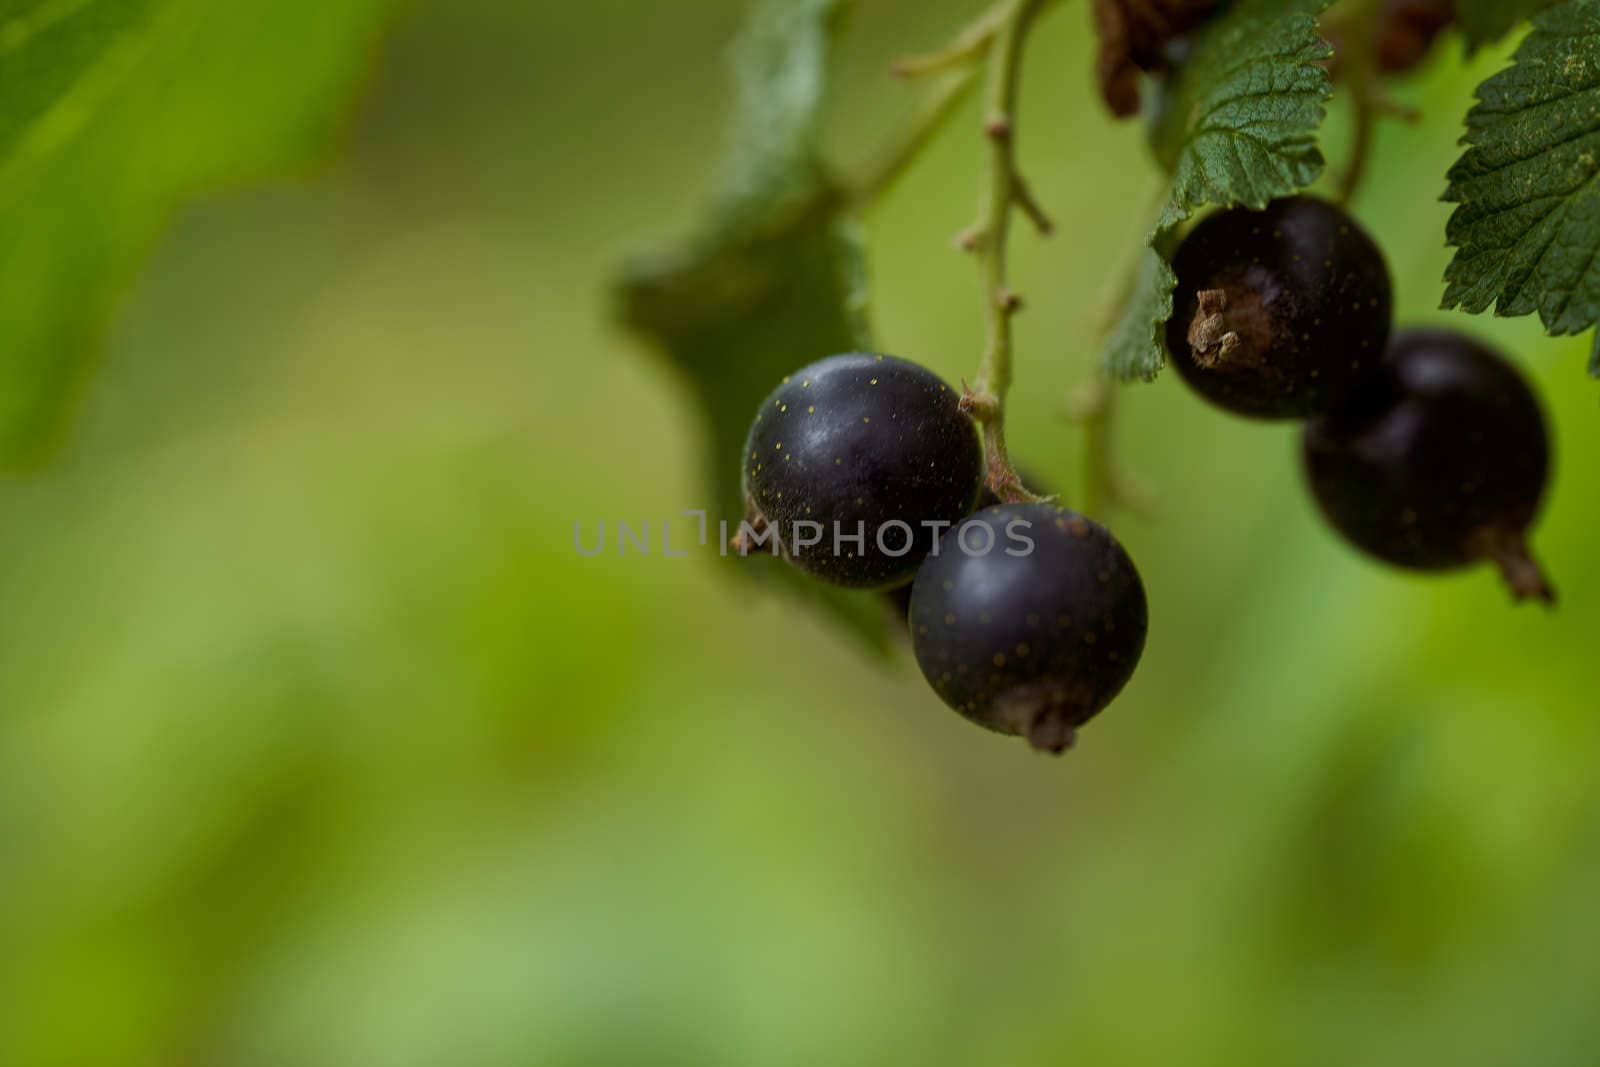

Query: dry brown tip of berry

[1187,284,1276,371]
[994,680,1094,755]
[1188,289,1240,366]
[1471,525,1557,607]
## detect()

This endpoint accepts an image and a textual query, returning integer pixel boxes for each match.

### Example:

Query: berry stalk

[850,66,982,207]
[1324,0,1424,204]
[958,0,1057,504]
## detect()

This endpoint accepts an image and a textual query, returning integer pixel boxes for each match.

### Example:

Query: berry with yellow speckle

[883,465,1048,630]
[743,353,984,589]
[1167,195,1392,419]
[908,503,1148,754]
[1302,327,1554,603]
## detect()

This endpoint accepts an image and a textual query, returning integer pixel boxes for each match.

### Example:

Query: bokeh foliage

[0,0,396,464]
[618,0,891,649]
[0,2,1598,1066]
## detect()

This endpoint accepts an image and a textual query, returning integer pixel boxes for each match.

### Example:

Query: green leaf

[617,0,892,654]
[1102,248,1177,382]
[1456,0,1559,49]
[1441,0,1600,362]
[0,0,398,465]
[715,0,850,226]
[1151,0,1332,226]
[1105,0,1332,380]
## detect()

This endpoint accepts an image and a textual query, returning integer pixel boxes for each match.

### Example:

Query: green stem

[1077,177,1168,518]
[1077,376,1115,518]
[849,67,981,208]
[963,0,1055,504]
[1326,0,1385,204]
[890,2,1011,78]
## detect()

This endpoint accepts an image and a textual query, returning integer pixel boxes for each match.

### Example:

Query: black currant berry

[743,353,983,589]
[909,504,1148,754]
[1166,195,1393,418]
[1302,328,1554,603]
[883,467,1048,628]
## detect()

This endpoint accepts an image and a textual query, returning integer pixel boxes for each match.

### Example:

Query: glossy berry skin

[883,469,1045,625]
[908,504,1148,754]
[743,353,983,589]
[1302,328,1554,602]
[1166,196,1392,419]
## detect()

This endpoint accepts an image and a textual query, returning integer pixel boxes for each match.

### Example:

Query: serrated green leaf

[1151,0,1332,227]
[1106,0,1332,380]
[1441,0,1600,359]
[0,0,398,465]
[1457,0,1558,49]
[1102,247,1176,381]
[617,0,892,654]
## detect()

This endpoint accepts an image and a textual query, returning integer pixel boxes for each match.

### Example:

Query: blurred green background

[2,2,1598,1065]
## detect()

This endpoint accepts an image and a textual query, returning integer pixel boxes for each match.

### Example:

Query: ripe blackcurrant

[883,467,1048,627]
[908,504,1148,754]
[1302,328,1554,603]
[1166,195,1393,419]
[743,353,984,589]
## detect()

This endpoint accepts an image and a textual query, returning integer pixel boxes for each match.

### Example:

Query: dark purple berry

[1302,327,1554,603]
[882,466,1048,629]
[908,504,1148,754]
[742,353,983,589]
[1166,195,1393,419]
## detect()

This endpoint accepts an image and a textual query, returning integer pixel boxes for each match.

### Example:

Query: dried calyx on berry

[1166,196,1393,419]
[1091,0,1219,117]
